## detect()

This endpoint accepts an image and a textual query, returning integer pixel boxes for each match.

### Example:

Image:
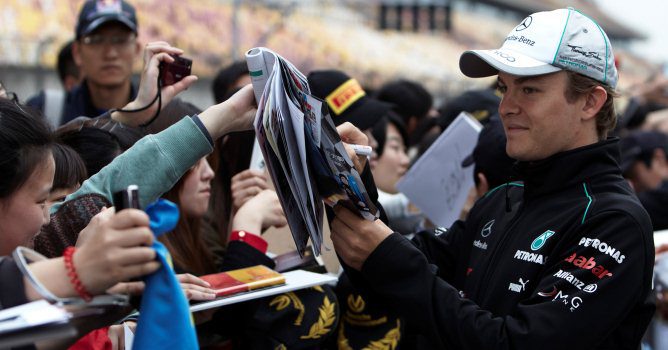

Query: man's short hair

[564,71,617,140]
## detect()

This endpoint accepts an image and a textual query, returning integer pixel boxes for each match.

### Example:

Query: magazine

[246,47,378,257]
[199,265,286,297]
[190,269,337,313]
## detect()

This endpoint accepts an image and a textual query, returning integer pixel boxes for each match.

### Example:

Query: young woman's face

[372,123,410,194]
[179,158,214,218]
[0,153,55,255]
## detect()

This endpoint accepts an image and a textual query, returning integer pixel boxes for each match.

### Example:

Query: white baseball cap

[459,8,618,88]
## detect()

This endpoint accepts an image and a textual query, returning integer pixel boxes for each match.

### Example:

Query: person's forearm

[51,117,212,212]
[24,258,76,301]
[231,209,263,234]
[198,103,233,140]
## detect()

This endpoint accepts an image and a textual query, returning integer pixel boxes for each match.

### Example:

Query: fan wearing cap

[27,0,142,127]
[308,70,395,165]
[620,130,668,230]
[330,7,655,349]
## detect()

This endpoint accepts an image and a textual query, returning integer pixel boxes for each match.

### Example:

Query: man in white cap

[329,7,655,349]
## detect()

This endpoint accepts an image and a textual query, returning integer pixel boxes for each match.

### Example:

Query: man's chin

[89,77,129,89]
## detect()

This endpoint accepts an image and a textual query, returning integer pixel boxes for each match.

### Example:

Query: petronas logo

[531,230,555,251]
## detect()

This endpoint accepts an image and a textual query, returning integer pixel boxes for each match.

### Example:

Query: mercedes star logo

[516,16,532,31]
[481,219,495,238]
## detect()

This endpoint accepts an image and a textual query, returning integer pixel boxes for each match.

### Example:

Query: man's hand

[330,205,393,270]
[112,41,197,126]
[336,122,369,174]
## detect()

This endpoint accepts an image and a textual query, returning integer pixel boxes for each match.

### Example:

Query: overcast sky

[594,0,668,64]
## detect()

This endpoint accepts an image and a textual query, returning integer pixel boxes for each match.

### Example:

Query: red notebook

[199,265,286,297]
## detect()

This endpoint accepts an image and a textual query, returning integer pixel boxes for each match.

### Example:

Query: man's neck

[86,80,132,111]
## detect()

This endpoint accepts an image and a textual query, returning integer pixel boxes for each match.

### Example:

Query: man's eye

[522,87,537,94]
[496,84,507,94]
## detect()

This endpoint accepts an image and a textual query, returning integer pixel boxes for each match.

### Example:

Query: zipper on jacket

[473,200,526,301]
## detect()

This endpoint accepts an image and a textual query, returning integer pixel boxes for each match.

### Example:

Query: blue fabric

[132,199,198,350]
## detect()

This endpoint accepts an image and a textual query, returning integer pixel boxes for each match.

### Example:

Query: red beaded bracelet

[63,246,93,301]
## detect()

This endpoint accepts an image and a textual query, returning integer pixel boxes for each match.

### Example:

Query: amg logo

[473,240,488,250]
[514,250,546,265]
[554,269,584,289]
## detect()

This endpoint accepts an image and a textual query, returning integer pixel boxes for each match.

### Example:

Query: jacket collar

[79,79,137,116]
[513,138,622,198]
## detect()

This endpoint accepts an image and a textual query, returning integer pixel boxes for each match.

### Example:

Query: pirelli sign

[325,78,365,116]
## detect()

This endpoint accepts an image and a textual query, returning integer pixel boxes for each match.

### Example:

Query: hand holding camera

[111,41,197,127]
[160,55,192,86]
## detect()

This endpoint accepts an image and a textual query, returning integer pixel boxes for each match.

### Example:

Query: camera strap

[109,70,163,128]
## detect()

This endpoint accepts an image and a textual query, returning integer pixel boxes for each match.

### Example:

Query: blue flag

[132,199,198,350]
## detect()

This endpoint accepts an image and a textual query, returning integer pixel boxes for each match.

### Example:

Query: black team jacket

[347,139,656,349]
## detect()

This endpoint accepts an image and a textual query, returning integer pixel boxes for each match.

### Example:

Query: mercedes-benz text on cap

[459,7,618,88]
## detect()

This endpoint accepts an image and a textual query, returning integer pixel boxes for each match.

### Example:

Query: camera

[159,55,192,86]
[113,184,140,211]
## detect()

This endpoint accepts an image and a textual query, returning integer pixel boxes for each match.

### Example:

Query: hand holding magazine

[246,47,378,257]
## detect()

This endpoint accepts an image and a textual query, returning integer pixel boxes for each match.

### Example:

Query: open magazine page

[246,47,378,256]
[315,110,378,221]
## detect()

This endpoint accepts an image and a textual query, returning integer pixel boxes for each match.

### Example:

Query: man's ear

[476,172,489,198]
[582,85,607,121]
[72,41,83,67]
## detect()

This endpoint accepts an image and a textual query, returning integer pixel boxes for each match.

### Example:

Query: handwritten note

[397,112,481,228]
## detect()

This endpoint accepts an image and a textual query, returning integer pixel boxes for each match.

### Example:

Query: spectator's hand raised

[112,41,197,126]
[198,85,258,140]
